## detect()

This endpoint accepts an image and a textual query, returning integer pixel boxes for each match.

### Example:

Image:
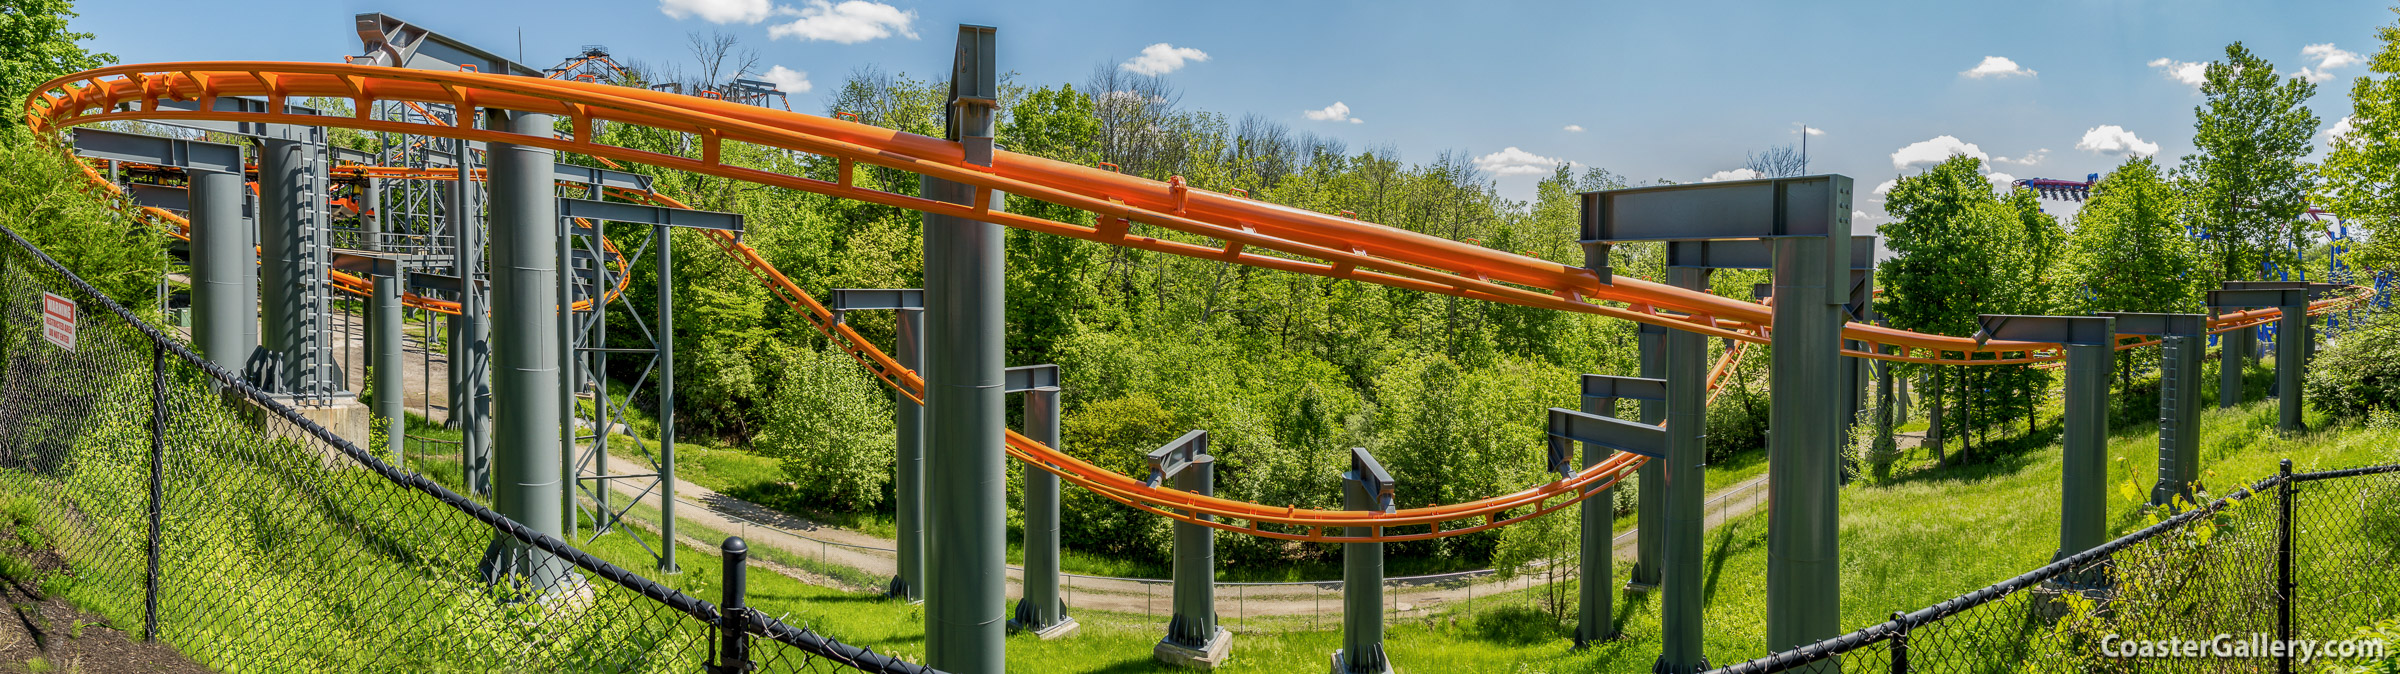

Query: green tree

[0,0,113,137]
[1880,156,2043,459]
[2318,9,2400,269]
[2069,157,2204,393]
[2180,42,2320,285]
[1490,500,1578,627]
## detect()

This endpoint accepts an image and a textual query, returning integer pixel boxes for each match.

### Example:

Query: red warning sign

[41,292,75,351]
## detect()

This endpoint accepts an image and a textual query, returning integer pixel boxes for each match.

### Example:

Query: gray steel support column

[2058,339,2112,562]
[1765,235,1842,654]
[1162,438,1222,653]
[924,24,1004,673]
[1629,324,1665,590]
[1656,267,1710,674]
[186,165,252,373]
[256,139,306,392]
[477,110,571,591]
[1012,377,1065,631]
[449,139,491,495]
[1335,449,1393,674]
[657,225,679,573]
[2220,325,2250,408]
[2277,304,2306,432]
[374,271,404,464]
[892,309,923,600]
[1576,393,1615,646]
[2153,333,2204,506]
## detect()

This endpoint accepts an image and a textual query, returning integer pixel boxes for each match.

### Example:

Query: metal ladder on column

[2154,336,2187,505]
[292,126,334,402]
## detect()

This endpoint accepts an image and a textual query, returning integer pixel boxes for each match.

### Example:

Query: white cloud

[1802,126,1826,136]
[767,0,917,43]
[1961,56,2036,79]
[2296,68,2337,84]
[1563,124,1585,133]
[1993,148,2049,166]
[2323,115,2357,149]
[2076,125,2159,156]
[1702,168,1764,183]
[759,65,812,94]
[2303,43,2363,70]
[1874,179,1897,195]
[2150,57,2208,87]
[1890,135,1988,171]
[1472,147,1563,176]
[1304,101,1363,124]
[659,0,773,23]
[1985,171,2018,191]
[1121,43,1209,76]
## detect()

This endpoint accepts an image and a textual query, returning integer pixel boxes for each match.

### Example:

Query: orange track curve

[22,62,2369,541]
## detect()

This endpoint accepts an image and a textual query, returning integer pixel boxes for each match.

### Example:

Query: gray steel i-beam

[186,152,254,374]
[924,23,1005,674]
[2101,313,2207,507]
[1975,315,2113,565]
[374,268,404,464]
[1151,430,1227,665]
[2277,305,2305,432]
[1335,448,1394,674]
[1005,364,1072,638]
[830,289,926,600]
[656,224,679,574]
[1628,323,1665,591]
[2219,324,2250,408]
[1765,232,1845,654]
[477,110,572,593]
[1657,266,1711,674]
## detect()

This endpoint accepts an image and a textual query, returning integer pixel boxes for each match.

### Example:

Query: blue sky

[76,1,2394,224]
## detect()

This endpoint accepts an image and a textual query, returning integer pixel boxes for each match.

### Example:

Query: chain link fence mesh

[1706,465,2400,674]
[0,225,928,673]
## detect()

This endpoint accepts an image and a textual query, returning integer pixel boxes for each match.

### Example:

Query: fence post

[146,342,166,642]
[1889,612,1909,674]
[719,537,750,673]
[2277,459,2293,674]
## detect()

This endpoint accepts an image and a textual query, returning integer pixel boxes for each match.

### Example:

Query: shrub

[753,343,895,511]
[2304,307,2400,420]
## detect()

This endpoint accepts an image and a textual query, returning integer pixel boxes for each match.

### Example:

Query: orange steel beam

[26,62,2368,540]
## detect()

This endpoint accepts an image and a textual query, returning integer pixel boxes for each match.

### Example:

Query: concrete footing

[236,392,370,451]
[1328,647,1392,674]
[1154,627,1232,669]
[1009,614,1080,641]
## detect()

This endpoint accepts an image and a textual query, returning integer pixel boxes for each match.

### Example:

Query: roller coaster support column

[1004,364,1074,638]
[1151,430,1225,666]
[1628,323,1665,591]
[1589,177,1855,654]
[256,137,309,393]
[1975,315,2112,564]
[831,289,926,601]
[2101,313,2207,507]
[1763,193,1851,655]
[2219,323,2251,408]
[183,141,252,373]
[2210,286,2314,433]
[477,109,572,592]
[365,178,404,464]
[924,24,1005,674]
[449,125,492,495]
[1563,375,1666,646]
[1334,448,1394,674]
[1660,264,1711,673]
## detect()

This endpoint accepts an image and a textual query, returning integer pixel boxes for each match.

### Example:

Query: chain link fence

[0,225,932,673]
[1706,462,2400,673]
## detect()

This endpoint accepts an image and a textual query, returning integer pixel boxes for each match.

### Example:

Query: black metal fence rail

[0,223,935,673]
[1706,462,2400,674]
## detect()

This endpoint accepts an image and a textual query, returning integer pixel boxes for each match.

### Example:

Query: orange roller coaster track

[24,62,2370,542]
